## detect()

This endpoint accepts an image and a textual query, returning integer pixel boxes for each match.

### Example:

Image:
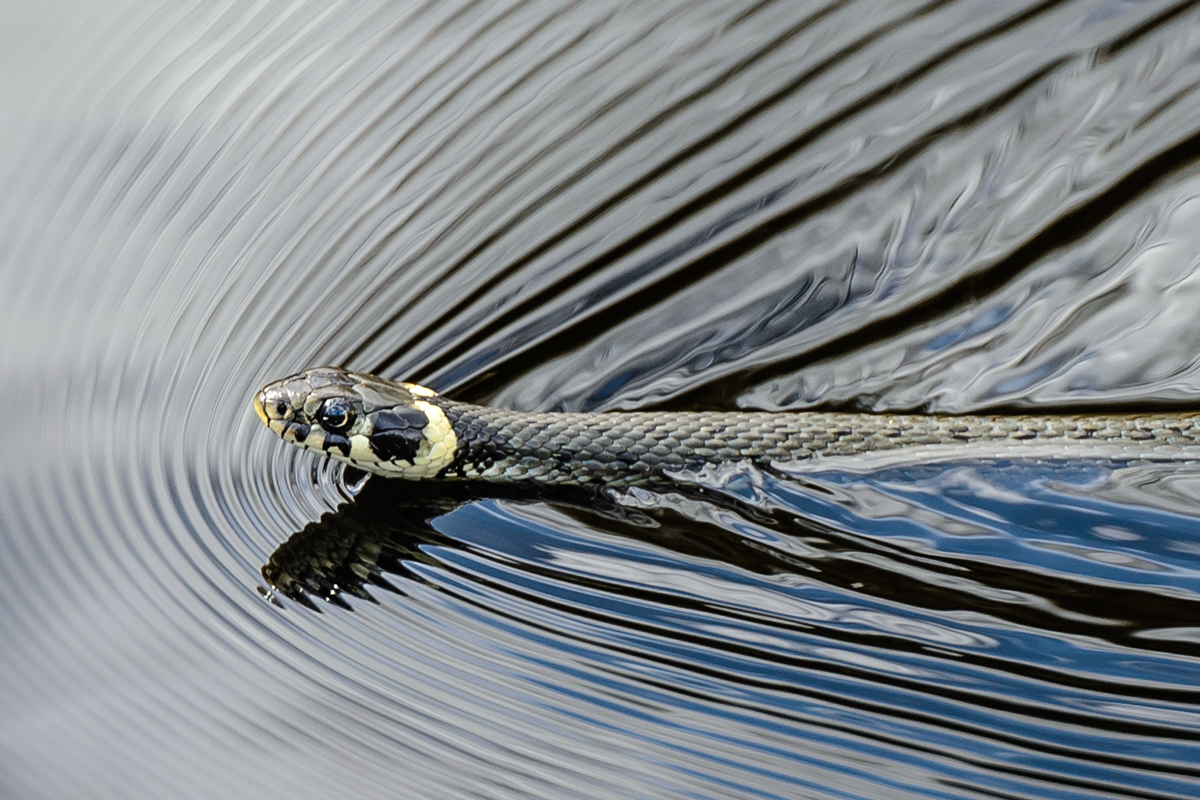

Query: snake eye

[274,400,292,420]
[318,397,355,431]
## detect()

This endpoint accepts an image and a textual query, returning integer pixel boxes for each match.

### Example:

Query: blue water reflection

[393,457,1200,797]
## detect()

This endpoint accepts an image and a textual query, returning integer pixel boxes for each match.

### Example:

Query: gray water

[3,1,1200,798]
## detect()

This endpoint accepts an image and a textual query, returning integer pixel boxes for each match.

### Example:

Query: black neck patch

[369,405,429,464]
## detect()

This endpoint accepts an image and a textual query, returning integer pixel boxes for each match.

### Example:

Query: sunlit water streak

[3,1,1200,799]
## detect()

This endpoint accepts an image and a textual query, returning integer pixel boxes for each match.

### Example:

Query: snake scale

[254,367,1200,488]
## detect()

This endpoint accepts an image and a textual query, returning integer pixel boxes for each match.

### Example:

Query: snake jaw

[253,391,269,426]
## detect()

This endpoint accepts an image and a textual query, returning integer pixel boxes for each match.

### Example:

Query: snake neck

[432,400,635,484]
[430,399,841,487]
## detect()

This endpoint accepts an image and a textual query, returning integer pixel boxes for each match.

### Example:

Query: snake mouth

[253,391,269,426]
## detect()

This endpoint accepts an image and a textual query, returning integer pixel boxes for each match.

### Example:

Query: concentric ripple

[4,1,1200,799]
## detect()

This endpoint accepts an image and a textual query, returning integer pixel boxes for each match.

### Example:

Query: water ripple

[5,1,1200,799]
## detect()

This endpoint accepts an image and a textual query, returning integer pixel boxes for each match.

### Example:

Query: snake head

[253,367,458,478]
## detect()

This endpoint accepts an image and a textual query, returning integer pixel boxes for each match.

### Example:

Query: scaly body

[254,367,1200,487]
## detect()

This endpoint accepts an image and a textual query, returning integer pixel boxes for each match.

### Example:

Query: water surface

[3,1,1200,798]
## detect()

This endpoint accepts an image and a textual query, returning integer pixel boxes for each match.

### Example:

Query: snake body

[254,367,1200,487]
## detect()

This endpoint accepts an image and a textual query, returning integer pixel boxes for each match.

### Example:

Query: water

[2,1,1200,798]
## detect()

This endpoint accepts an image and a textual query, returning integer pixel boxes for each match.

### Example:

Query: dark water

[4,1,1200,798]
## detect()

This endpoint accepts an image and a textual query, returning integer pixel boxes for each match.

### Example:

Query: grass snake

[254,367,1200,488]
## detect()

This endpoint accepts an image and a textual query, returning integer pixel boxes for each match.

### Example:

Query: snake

[254,367,1200,488]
